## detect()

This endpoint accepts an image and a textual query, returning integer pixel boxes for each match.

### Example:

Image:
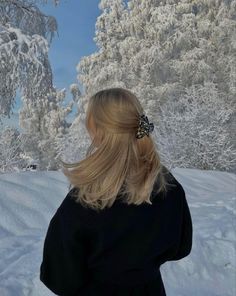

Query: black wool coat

[40,170,193,295]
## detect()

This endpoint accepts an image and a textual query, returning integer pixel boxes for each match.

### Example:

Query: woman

[40,87,193,295]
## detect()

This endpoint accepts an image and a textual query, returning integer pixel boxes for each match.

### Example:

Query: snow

[0,168,235,296]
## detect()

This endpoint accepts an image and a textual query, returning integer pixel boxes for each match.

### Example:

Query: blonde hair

[60,87,174,212]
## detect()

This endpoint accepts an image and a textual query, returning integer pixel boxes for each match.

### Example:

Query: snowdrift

[0,168,235,296]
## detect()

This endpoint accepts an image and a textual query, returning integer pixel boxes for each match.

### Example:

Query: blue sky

[38,0,100,93]
[3,0,101,129]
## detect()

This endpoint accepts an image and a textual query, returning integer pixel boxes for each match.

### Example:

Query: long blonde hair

[60,87,174,212]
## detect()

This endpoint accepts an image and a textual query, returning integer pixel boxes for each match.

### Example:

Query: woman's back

[40,87,192,295]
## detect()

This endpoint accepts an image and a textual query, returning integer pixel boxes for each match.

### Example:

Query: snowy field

[0,168,235,296]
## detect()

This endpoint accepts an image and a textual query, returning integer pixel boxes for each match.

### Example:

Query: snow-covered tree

[156,81,236,171]
[0,0,59,121]
[73,0,236,172]
[19,88,74,170]
[55,84,91,164]
[0,0,77,171]
[0,126,28,173]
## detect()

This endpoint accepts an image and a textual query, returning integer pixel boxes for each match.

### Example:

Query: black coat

[40,170,193,295]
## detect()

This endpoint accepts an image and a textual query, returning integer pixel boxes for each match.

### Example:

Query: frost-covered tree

[156,81,236,171]
[19,88,74,170]
[56,84,91,164]
[0,0,59,120]
[73,0,236,172]
[0,0,77,171]
[0,126,28,173]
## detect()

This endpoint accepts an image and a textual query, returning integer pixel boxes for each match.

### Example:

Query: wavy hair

[60,87,174,212]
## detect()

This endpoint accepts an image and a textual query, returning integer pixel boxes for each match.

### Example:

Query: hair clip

[135,114,154,139]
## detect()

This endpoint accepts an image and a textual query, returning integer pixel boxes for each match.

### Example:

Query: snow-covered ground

[0,168,235,296]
